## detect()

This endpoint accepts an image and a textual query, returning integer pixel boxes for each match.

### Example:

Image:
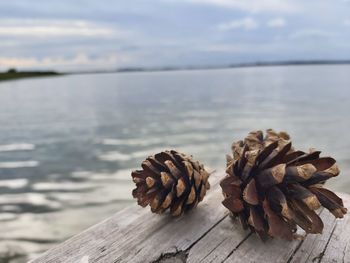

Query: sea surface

[0,65,350,262]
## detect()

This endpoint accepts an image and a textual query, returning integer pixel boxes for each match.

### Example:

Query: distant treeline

[0,68,61,81]
[227,59,350,68]
[120,59,350,72]
[55,59,350,76]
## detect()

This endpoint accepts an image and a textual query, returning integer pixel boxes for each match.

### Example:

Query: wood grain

[288,208,335,263]
[31,172,350,263]
[186,216,250,263]
[31,172,225,263]
[319,193,350,263]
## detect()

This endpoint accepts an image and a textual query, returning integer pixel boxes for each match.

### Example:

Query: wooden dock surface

[31,172,350,263]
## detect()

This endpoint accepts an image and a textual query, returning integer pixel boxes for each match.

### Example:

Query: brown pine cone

[221,129,347,240]
[132,150,210,216]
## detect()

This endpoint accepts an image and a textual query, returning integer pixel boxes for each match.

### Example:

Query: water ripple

[0,143,35,152]
[0,161,39,169]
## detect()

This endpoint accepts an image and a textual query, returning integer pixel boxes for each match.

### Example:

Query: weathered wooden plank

[186,215,250,263]
[288,208,336,263]
[186,202,348,263]
[93,174,227,263]
[31,172,226,263]
[219,194,350,263]
[319,193,350,263]
[31,170,350,263]
[30,203,150,263]
[222,228,303,263]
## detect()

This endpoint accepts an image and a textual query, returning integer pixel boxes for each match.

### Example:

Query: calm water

[1,65,350,261]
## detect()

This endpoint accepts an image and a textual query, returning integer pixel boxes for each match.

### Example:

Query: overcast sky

[1,0,350,71]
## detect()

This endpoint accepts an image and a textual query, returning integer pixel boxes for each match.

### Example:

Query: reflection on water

[0,65,350,261]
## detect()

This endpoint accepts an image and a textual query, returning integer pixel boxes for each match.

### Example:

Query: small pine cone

[132,150,210,216]
[221,129,347,241]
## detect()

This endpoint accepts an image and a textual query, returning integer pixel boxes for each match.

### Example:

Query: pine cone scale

[267,186,292,219]
[292,199,324,234]
[255,164,285,189]
[186,186,196,204]
[287,184,321,210]
[264,142,292,169]
[141,160,161,177]
[309,186,347,218]
[164,160,182,179]
[242,179,259,205]
[162,193,172,209]
[255,140,278,165]
[287,151,321,166]
[220,176,242,197]
[183,161,194,178]
[145,177,156,188]
[222,196,244,213]
[262,199,292,240]
[285,164,315,182]
[248,206,265,233]
[176,177,187,197]
[160,172,174,188]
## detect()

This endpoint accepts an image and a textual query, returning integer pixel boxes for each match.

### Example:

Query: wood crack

[152,249,189,263]
[152,214,228,263]
[187,214,229,251]
[201,236,229,262]
[342,242,348,263]
[221,231,253,263]
[286,207,328,263]
[286,236,307,263]
[315,223,337,263]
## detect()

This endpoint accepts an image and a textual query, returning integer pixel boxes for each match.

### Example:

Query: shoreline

[0,72,62,82]
[1,60,350,82]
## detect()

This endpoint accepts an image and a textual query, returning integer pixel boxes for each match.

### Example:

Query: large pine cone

[132,150,210,216]
[221,129,347,240]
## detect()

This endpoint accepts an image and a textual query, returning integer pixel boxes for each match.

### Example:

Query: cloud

[199,42,286,53]
[289,29,335,39]
[165,0,299,13]
[0,0,349,71]
[0,19,129,38]
[218,17,258,31]
[267,18,286,27]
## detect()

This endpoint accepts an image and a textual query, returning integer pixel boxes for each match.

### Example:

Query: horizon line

[65,59,350,75]
[2,59,350,75]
